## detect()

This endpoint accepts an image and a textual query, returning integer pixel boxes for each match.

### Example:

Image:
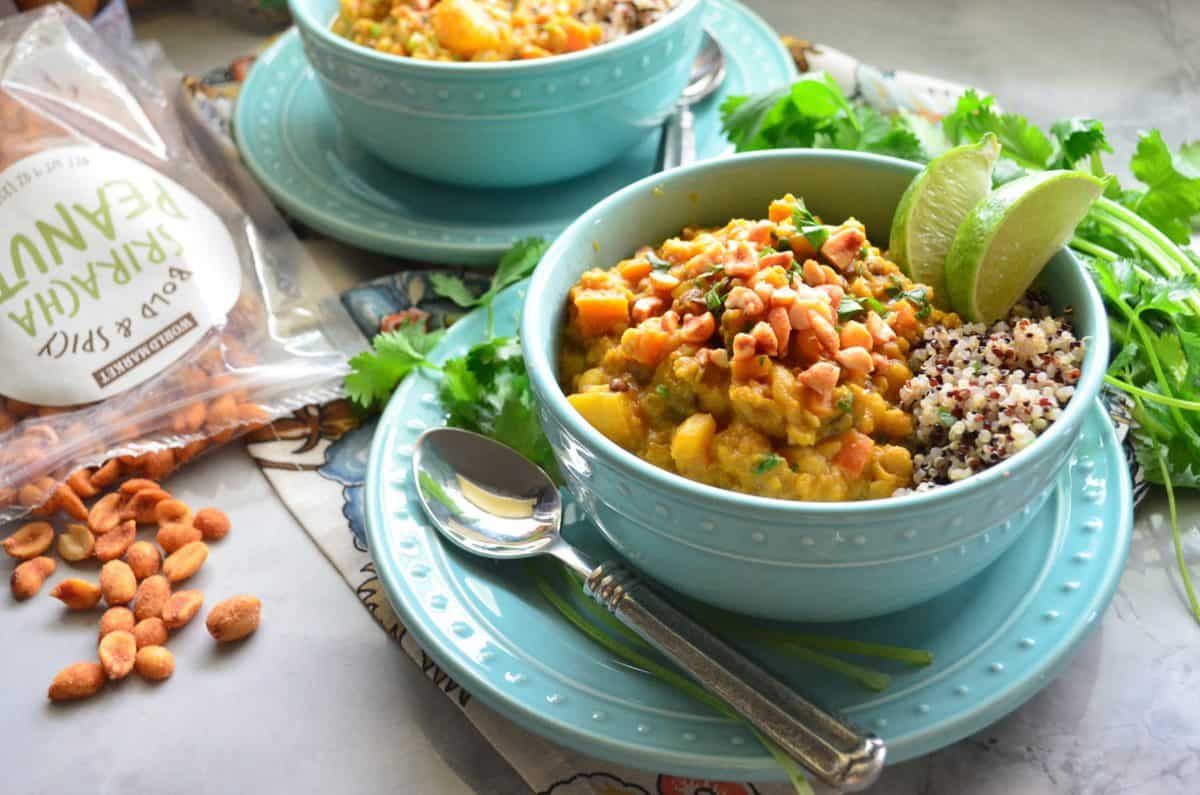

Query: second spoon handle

[584,561,886,792]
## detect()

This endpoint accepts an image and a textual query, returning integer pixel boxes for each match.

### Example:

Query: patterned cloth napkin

[200,32,1141,795]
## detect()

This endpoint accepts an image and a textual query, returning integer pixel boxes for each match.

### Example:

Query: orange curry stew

[558,195,962,502]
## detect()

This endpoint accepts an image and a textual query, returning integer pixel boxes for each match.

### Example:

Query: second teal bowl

[288,0,706,188]
[521,150,1109,622]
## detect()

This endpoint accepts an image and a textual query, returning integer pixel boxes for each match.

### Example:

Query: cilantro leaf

[837,295,866,321]
[439,336,560,481]
[752,453,782,474]
[645,249,672,270]
[432,237,550,308]
[1126,129,1200,244]
[825,104,926,161]
[792,202,830,250]
[1049,117,1112,170]
[942,90,1054,170]
[492,237,551,294]
[429,273,481,308]
[900,286,932,318]
[343,322,444,411]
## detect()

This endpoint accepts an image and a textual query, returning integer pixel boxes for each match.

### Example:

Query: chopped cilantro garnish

[655,384,671,400]
[901,286,932,318]
[646,250,672,270]
[836,296,866,321]
[885,275,905,297]
[753,453,782,474]
[836,392,854,413]
[791,201,830,250]
[758,246,777,257]
[938,409,957,427]
[863,296,889,315]
[704,277,729,316]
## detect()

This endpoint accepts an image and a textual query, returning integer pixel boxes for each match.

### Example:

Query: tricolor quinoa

[898,296,1084,490]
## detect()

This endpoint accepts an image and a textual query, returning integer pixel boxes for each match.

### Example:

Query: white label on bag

[0,146,241,406]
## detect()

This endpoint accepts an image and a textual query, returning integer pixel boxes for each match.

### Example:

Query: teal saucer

[363,282,1134,782]
[233,0,796,264]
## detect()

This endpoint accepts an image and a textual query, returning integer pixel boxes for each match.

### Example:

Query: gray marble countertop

[2,2,1198,794]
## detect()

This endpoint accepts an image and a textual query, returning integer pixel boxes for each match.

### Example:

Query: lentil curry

[332,0,676,61]
[559,195,962,502]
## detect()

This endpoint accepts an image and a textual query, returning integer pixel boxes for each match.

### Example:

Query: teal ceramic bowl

[522,150,1109,622]
[288,0,705,188]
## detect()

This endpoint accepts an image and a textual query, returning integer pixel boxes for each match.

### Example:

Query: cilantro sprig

[431,237,549,335]
[343,322,445,412]
[344,238,559,478]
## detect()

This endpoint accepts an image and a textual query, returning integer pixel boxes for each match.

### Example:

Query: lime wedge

[945,170,1103,323]
[889,133,1001,308]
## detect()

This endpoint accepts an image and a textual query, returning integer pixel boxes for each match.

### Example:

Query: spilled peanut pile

[4,467,261,701]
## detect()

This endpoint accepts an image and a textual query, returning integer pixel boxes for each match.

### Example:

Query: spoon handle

[585,562,886,792]
[655,103,697,172]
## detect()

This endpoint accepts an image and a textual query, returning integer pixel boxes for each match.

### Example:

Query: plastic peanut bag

[0,7,358,520]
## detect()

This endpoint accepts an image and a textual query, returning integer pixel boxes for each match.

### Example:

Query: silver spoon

[655,34,727,172]
[411,427,886,792]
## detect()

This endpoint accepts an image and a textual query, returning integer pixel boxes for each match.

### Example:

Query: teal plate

[233,0,795,265]
[364,283,1133,781]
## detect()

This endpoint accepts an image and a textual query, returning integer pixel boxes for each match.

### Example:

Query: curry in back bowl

[559,195,1085,502]
[332,0,678,61]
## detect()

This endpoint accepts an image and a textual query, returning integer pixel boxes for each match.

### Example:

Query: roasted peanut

[17,476,54,508]
[121,488,171,524]
[193,508,231,541]
[132,617,168,648]
[206,595,261,642]
[57,523,95,562]
[99,560,137,606]
[24,476,57,516]
[50,578,102,610]
[94,520,135,562]
[162,541,208,583]
[53,484,89,522]
[162,589,204,629]
[133,575,171,622]
[98,631,137,680]
[99,607,135,638]
[10,556,55,600]
[118,478,160,497]
[66,468,99,499]
[140,449,176,481]
[3,521,54,560]
[124,541,161,580]
[154,498,192,525]
[88,492,123,534]
[134,646,174,681]
[89,460,123,489]
[48,662,106,701]
[156,522,202,554]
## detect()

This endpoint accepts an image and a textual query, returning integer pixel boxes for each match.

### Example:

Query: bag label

[0,146,240,406]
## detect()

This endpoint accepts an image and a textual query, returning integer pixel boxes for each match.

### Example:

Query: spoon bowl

[412,428,567,562]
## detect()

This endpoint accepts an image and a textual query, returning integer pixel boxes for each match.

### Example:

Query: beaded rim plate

[232,0,796,265]
[363,283,1133,781]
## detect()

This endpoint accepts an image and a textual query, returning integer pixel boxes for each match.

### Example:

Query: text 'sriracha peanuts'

[0,8,355,523]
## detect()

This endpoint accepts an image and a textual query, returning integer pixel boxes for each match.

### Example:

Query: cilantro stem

[1069,236,1117,261]
[1105,288,1195,434]
[757,644,892,692]
[1157,447,1200,625]
[751,727,817,795]
[1093,197,1198,277]
[731,626,933,666]
[1105,375,1200,411]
